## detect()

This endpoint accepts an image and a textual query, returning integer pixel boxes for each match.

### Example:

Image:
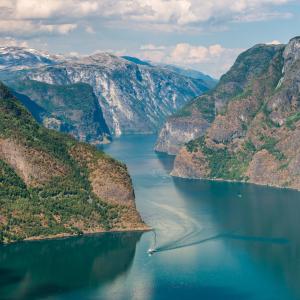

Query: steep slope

[0,48,212,137]
[171,37,300,190]
[155,43,280,154]
[8,79,110,144]
[121,56,152,66]
[121,56,217,88]
[154,64,217,89]
[0,82,147,243]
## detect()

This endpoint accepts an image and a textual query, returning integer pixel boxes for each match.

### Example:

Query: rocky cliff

[8,79,110,145]
[0,82,147,243]
[0,47,213,140]
[155,43,281,154]
[170,37,300,191]
[155,116,211,155]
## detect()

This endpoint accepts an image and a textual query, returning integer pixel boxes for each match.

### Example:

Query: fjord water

[1,135,300,300]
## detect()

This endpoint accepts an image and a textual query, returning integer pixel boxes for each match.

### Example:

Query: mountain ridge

[158,37,300,191]
[155,43,283,154]
[0,46,214,141]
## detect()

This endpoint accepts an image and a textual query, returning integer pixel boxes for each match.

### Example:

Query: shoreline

[1,226,152,245]
[171,174,300,193]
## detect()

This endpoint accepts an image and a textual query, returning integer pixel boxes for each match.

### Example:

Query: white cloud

[135,43,244,78]
[0,20,77,36]
[92,48,127,57]
[140,44,166,51]
[14,0,99,19]
[0,0,294,37]
[267,40,282,45]
[0,37,28,47]
[54,24,78,34]
[233,11,292,22]
[100,0,293,28]
[85,25,95,34]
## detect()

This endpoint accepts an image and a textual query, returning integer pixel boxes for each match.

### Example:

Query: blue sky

[0,0,299,78]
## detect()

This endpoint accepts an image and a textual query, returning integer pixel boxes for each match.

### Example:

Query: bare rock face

[90,158,135,206]
[206,96,259,144]
[155,117,210,155]
[168,37,300,191]
[245,150,289,187]
[283,36,300,72]
[0,138,67,187]
[171,147,210,178]
[69,144,135,206]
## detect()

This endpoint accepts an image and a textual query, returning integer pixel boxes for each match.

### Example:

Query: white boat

[147,248,156,255]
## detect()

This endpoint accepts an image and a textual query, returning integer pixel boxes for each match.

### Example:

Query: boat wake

[148,201,221,254]
[148,201,288,255]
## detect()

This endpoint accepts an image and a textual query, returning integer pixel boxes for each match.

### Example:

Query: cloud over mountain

[134,43,244,78]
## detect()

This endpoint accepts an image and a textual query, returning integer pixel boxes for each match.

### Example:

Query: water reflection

[173,178,300,299]
[154,152,175,174]
[0,232,142,300]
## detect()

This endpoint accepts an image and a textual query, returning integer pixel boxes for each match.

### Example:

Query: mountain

[155,42,283,154]
[121,57,217,88]
[121,56,152,66]
[162,36,300,191]
[0,81,147,243]
[0,47,212,141]
[0,46,59,71]
[8,79,110,145]
[154,64,217,89]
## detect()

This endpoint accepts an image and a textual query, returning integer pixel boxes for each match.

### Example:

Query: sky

[0,0,300,78]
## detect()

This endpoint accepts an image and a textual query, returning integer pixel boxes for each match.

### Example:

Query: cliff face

[20,54,210,135]
[0,47,213,140]
[9,80,110,145]
[155,117,211,155]
[156,43,280,154]
[171,37,300,190]
[0,82,147,244]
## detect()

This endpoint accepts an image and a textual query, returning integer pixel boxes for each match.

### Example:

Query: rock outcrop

[155,116,210,155]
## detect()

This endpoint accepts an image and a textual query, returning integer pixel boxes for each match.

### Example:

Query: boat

[147,248,156,255]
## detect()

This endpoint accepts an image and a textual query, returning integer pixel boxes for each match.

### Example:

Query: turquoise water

[1,134,300,299]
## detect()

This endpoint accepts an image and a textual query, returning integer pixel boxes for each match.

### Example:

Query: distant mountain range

[156,36,300,191]
[0,47,215,144]
[122,56,217,88]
